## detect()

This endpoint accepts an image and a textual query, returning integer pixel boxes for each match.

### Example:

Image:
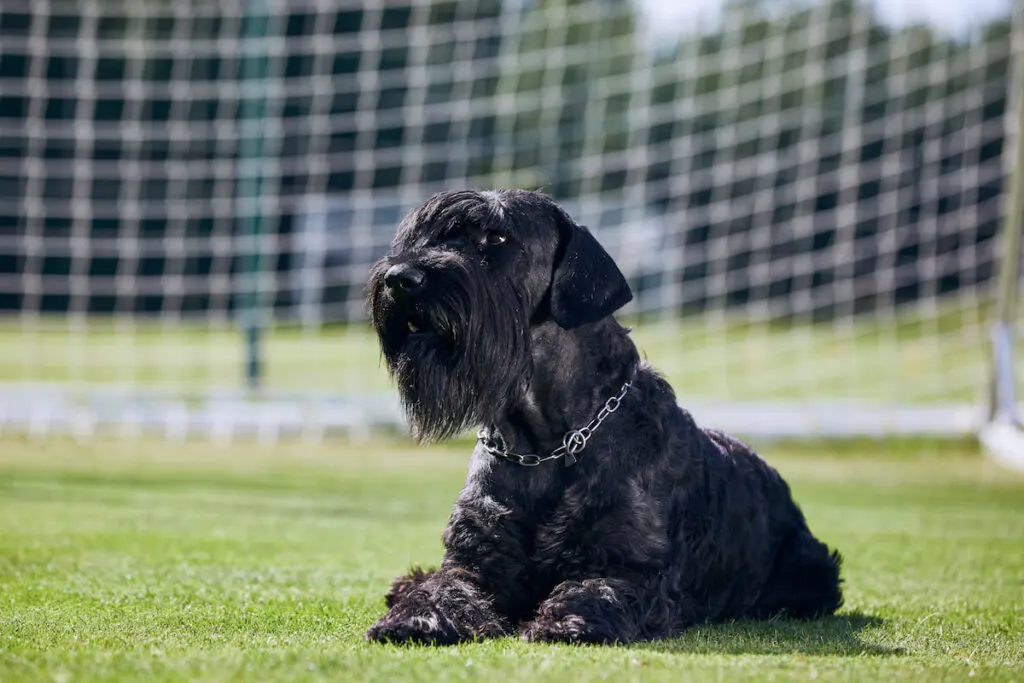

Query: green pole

[238,0,269,391]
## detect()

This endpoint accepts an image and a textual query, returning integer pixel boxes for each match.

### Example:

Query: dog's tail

[751,533,844,620]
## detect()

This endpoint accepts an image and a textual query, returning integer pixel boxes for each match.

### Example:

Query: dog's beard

[368,262,531,442]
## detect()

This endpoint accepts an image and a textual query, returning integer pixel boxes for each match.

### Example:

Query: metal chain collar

[477,376,634,467]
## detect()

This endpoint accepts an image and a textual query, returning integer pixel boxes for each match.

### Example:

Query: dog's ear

[550,223,633,329]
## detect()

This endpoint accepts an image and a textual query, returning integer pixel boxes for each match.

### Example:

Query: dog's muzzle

[374,261,450,340]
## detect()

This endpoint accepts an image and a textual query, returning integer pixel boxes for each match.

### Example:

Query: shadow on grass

[635,612,900,656]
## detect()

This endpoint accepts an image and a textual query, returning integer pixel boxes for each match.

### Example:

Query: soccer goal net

[0,0,1021,444]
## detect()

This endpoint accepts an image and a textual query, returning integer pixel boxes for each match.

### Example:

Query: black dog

[365,189,842,645]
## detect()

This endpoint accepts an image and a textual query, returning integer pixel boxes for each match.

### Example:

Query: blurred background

[0,0,1021,443]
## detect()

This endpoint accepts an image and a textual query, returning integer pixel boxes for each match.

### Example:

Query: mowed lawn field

[0,435,1022,682]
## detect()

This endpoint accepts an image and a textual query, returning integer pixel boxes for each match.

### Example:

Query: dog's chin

[377,306,456,355]
[380,331,525,443]
[369,279,532,443]
[392,358,490,443]
[373,321,470,443]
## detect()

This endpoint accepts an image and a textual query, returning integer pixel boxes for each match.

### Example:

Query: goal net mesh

[0,0,1018,439]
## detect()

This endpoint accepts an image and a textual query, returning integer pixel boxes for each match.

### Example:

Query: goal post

[982,9,1024,469]
[0,0,1019,446]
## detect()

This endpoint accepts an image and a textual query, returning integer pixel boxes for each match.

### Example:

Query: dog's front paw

[367,567,512,645]
[366,608,461,646]
[521,612,620,645]
[523,579,641,645]
[385,567,437,608]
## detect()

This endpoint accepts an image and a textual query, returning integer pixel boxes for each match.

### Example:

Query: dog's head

[367,189,632,441]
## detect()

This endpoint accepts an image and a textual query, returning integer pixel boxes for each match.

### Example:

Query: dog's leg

[521,578,672,645]
[366,566,511,645]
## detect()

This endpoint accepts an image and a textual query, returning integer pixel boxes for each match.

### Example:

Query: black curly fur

[366,189,843,645]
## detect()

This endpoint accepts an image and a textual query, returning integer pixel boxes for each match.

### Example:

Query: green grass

[1,436,1022,682]
[0,297,1011,402]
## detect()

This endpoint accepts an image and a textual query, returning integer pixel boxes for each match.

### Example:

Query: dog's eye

[484,231,508,246]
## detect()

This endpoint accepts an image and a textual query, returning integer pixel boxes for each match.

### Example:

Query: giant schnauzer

[365,189,843,645]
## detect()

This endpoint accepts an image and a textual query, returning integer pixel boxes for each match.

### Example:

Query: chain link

[477,376,633,467]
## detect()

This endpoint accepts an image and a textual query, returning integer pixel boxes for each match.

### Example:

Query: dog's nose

[384,264,426,294]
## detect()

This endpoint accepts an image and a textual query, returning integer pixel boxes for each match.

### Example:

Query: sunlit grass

[0,435,1022,682]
